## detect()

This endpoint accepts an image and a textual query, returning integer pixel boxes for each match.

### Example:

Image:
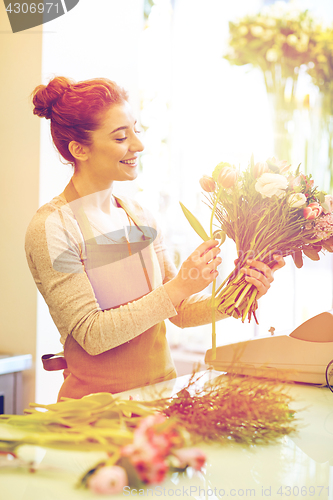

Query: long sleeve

[25,197,178,356]
[148,212,228,328]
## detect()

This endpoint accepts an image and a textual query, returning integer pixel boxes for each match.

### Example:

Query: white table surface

[0,372,333,500]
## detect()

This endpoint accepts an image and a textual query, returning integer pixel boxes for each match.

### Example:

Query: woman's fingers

[271,254,285,272]
[240,255,285,299]
[176,240,222,296]
[241,260,272,299]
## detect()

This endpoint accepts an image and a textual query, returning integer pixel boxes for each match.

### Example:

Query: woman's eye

[135,130,141,135]
[115,137,127,142]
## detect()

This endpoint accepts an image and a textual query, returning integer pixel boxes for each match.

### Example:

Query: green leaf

[213,230,226,245]
[179,202,210,241]
[317,191,326,203]
[303,248,320,261]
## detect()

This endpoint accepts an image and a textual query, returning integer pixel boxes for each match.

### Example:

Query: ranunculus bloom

[87,466,128,495]
[287,192,307,208]
[255,173,288,198]
[253,162,269,178]
[323,194,333,214]
[303,202,323,220]
[199,175,216,192]
[217,166,238,189]
[173,448,206,471]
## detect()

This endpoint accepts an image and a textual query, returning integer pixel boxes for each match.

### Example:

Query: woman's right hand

[164,240,222,307]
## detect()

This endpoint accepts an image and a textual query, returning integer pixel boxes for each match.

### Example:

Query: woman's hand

[240,254,285,299]
[164,240,222,307]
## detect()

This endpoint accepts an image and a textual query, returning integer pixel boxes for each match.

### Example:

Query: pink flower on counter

[121,413,185,485]
[199,175,216,192]
[173,447,206,471]
[134,458,168,484]
[303,202,323,220]
[217,166,238,188]
[87,466,128,495]
[253,162,269,178]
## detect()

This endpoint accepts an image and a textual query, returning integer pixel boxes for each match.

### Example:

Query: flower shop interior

[1,0,333,498]
[1,0,333,406]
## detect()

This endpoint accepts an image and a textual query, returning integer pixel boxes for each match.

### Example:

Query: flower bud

[303,202,323,220]
[199,175,216,192]
[217,166,238,188]
[253,162,269,178]
[287,192,307,208]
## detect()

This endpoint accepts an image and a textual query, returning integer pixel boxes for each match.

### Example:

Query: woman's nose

[130,133,144,152]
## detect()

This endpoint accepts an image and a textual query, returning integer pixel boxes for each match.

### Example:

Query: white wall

[0,3,43,409]
[36,0,144,404]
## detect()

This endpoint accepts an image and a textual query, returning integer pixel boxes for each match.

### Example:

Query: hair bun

[32,76,74,119]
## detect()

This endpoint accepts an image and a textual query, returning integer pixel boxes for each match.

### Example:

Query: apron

[53,180,176,401]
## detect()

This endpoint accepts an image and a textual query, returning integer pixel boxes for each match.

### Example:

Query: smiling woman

[25,76,282,401]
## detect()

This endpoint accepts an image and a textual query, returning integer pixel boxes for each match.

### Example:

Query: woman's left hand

[240,254,285,299]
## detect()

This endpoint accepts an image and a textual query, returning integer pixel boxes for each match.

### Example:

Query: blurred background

[1,0,332,407]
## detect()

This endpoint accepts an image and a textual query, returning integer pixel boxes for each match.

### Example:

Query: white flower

[262,29,274,41]
[255,173,288,198]
[286,34,298,46]
[266,48,280,62]
[238,25,248,36]
[250,25,264,37]
[264,18,276,28]
[323,194,333,213]
[287,193,307,208]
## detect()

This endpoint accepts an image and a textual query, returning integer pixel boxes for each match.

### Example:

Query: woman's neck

[71,173,117,214]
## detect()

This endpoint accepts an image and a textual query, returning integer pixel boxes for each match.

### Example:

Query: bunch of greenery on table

[0,370,298,494]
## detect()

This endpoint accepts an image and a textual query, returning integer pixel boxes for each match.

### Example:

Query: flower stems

[210,187,223,360]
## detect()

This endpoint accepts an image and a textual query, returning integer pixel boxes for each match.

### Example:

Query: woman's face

[81,101,144,184]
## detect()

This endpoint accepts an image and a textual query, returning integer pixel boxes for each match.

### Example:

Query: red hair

[32,76,128,164]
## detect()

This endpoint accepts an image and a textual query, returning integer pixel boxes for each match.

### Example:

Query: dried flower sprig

[154,370,297,445]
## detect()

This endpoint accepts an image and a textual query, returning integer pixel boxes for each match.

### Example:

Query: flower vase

[320,92,333,192]
[267,88,297,164]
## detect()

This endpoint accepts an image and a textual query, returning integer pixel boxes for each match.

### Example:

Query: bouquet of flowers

[181,156,333,356]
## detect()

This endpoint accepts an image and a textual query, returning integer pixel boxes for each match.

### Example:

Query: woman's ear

[69,141,89,162]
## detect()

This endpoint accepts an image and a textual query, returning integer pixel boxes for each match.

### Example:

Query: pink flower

[122,441,159,464]
[303,202,323,220]
[217,166,238,188]
[266,157,291,173]
[314,213,333,240]
[173,448,206,471]
[121,413,183,484]
[253,162,269,178]
[199,175,216,192]
[87,466,128,495]
[134,458,168,484]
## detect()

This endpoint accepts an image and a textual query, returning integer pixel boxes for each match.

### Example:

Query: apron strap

[64,179,98,244]
[42,353,68,371]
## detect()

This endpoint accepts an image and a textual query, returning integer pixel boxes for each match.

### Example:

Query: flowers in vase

[224,2,317,87]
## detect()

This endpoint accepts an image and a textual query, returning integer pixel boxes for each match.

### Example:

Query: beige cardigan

[25,193,226,356]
